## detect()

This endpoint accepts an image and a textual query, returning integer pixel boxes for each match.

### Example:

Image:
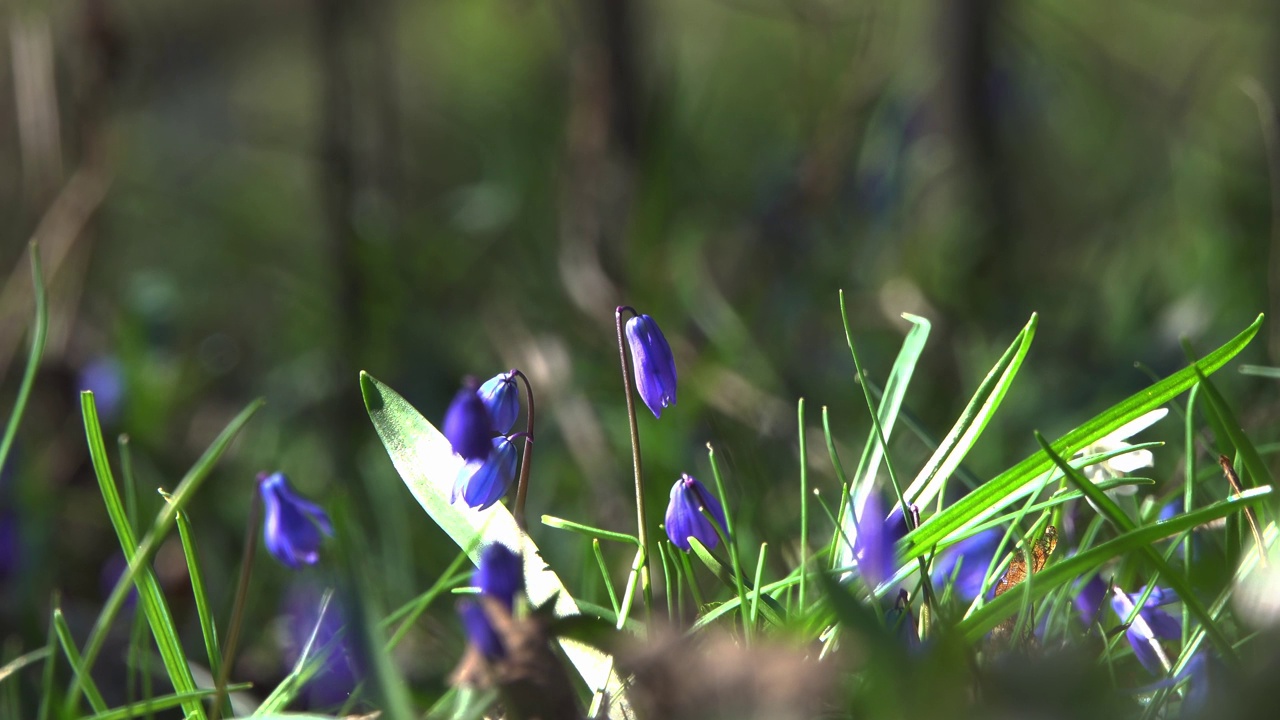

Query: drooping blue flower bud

[259,472,334,569]
[443,380,494,461]
[477,372,520,434]
[459,543,524,659]
[664,473,728,552]
[624,314,677,418]
[452,437,519,510]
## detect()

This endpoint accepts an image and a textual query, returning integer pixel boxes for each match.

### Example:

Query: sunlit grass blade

[843,312,930,528]
[68,396,265,714]
[541,516,639,546]
[173,501,221,687]
[1037,432,1241,662]
[84,684,253,720]
[79,394,205,718]
[0,243,46,485]
[1193,366,1275,502]
[902,313,1036,511]
[688,538,785,626]
[901,314,1264,561]
[53,607,108,714]
[957,484,1271,641]
[0,646,49,687]
[360,371,628,715]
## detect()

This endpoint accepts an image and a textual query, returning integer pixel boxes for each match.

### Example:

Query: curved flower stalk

[664,474,728,552]
[623,314,678,419]
[258,472,334,569]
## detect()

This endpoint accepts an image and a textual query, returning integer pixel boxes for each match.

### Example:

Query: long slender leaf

[902,313,1037,510]
[67,396,265,713]
[79,395,205,719]
[1035,432,1241,662]
[901,314,1264,559]
[360,371,628,716]
[53,608,107,714]
[173,503,222,685]
[0,244,46,484]
[957,485,1272,640]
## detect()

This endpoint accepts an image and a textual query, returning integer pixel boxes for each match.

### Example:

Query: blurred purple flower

[459,543,524,660]
[1074,574,1108,628]
[100,553,139,610]
[283,583,359,707]
[887,589,919,649]
[931,528,1002,602]
[443,379,494,461]
[850,493,907,587]
[1111,585,1180,674]
[624,314,678,418]
[664,473,728,552]
[452,436,518,511]
[78,356,126,423]
[259,472,333,569]
[477,372,520,434]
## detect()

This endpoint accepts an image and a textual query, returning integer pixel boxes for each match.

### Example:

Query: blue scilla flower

[459,543,524,660]
[849,494,909,587]
[1111,584,1180,674]
[931,527,1003,602]
[443,379,493,462]
[665,473,728,552]
[1074,574,1108,628]
[624,314,677,418]
[477,372,520,433]
[452,437,519,510]
[259,472,334,569]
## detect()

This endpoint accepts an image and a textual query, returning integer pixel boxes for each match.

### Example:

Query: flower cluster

[444,372,523,510]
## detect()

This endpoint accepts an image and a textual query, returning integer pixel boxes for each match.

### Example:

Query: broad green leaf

[360,372,628,716]
[901,314,1264,560]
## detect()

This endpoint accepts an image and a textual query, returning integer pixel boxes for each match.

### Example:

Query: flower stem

[512,369,536,532]
[615,305,653,619]
[211,484,262,720]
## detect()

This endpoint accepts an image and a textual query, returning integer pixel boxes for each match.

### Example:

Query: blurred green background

[1,0,1279,710]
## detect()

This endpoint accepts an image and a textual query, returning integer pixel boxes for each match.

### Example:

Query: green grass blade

[360,371,628,715]
[1193,366,1275,495]
[847,313,931,512]
[541,516,639,546]
[900,314,1264,560]
[53,608,108,714]
[0,243,47,482]
[1037,432,1240,663]
[85,684,252,720]
[957,485,1272,641]
[36,609,56,720]
[0,646,48,689]
[79,394,205,719]
[902,313,1037,510]
[173,503,221,684]
[67,396,265,714]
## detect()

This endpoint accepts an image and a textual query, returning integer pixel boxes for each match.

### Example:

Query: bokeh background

[1,0,1279,710]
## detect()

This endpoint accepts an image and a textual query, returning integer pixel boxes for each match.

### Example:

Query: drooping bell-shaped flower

[259,472,334,569]
[477,372,520,434]
[624,314,678,418]
[443,379,494,461]
[452,437,519,511]
[458,543,525,660]
[1111,584,1180,674]
[665,473,728,552]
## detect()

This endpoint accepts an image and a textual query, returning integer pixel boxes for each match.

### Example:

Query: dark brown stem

[615,306,652,617]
